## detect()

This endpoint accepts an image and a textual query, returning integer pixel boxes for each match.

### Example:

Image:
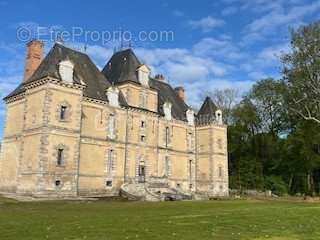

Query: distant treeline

[208,21,320,196]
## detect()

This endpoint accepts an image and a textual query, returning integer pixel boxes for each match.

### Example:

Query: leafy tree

[248,78,288,135]
[282,21,320,124]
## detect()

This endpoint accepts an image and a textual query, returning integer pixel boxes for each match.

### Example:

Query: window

[189,184,193,189]
[218,166,223,178]
[188,133,193,150]
[140,135,146,142]
[189,160,192,180]
[137,65,150,87]
[106,181,112,187]
[141,121,145,128]
[138,164,146,183]
[126,89,131,102]
[55,180,61,187]
[108,114,116,139]
[57,149,64,166]
[60,106,67,120]
[59,60,74,83]
[139,93,147,108]
[165,127,169,147]
[139,165,145,177]
[107,150,113,174]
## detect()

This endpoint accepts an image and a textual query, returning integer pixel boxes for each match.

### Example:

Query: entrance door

[138,165,145,183]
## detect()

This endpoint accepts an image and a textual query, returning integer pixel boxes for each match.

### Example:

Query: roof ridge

[54,43,90,57]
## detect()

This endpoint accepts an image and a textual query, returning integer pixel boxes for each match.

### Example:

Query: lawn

[0,197,319,240]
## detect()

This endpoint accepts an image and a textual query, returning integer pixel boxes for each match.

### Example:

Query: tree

[282,21,320,124]
[248,78,288,135]
[206,88,239,125]
[228,98,264,190]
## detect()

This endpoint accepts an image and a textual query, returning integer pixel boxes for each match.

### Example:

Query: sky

[0,0,319,139]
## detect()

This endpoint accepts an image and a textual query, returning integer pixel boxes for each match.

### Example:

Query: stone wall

[0,78,229,199]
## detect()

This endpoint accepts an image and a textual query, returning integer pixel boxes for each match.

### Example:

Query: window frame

[60,105,67,120]
[57,148,64,166]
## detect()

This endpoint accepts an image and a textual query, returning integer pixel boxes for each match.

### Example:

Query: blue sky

[0,0,319,139]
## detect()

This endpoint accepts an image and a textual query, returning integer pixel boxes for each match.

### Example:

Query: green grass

[0,197,320,240]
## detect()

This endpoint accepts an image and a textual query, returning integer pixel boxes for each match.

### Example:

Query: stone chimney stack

[154,74,165,81]
[174,86,185,101]
[23,40,44,82]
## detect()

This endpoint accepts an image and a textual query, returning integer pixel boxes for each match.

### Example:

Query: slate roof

[4,43,127,106]
[197,96,218,120]
[149,79,189,120]
[101,48,190,120]
[5,44,201,121]
[102,48,141,85]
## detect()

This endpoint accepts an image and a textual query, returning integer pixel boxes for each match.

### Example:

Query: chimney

[174,86,185,101]
[23,40,44,82]
[154,74,165,81]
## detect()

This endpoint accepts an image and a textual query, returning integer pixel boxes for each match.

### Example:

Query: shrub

[264,176,288,196]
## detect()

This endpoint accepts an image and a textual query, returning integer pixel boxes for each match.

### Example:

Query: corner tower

[195,97,229,197]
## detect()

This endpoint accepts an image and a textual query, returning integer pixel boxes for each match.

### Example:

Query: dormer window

[59,60,74,83]
[215,109,223,124]
[107,86,120,107]
[163,101,172,121]
[137,64,150,87]
[186,108,195,126]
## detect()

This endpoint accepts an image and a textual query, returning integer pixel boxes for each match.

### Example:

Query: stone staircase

[120,177,192,201]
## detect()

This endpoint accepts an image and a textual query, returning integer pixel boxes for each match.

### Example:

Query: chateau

[0,40,228,200]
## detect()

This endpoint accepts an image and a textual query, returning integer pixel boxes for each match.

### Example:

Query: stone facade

[0,42,229,199]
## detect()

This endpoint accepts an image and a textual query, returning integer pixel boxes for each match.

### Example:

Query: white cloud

[188,16,225,32]
[135,47,229,82]
[221,6,238,16]
[184,78,255,107]
[238,43,290,81]
[192,37,245,61]
[245,1,320,34]
[86,45,113,62]
[257,43,289,65]
[247,71,269,80]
